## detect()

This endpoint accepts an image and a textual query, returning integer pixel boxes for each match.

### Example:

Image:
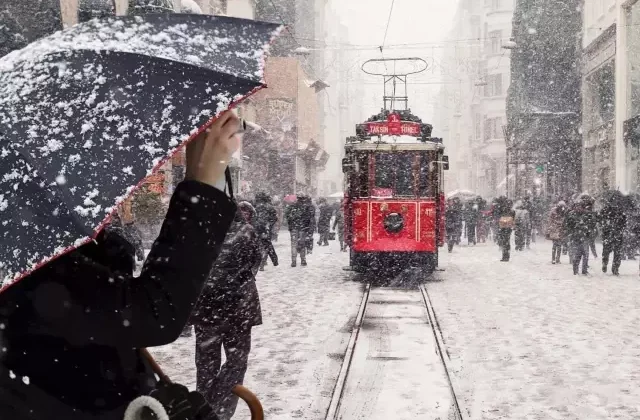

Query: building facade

[244,57,325,197]
[582,0,616,199]
[581,0,640,197]
[436,0,513,199]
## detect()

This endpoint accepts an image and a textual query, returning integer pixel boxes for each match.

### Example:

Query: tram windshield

[374,153,414,196]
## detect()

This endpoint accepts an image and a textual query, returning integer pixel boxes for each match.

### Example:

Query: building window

[627,2,640,119]
[489,30,502,54]
[483,117,504,140]
[491,0,502,10]
[484,74,503,97]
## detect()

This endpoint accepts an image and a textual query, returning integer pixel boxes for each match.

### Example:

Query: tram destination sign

[361,113,422,137]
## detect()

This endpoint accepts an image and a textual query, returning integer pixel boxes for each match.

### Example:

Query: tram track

[325,282,466,420]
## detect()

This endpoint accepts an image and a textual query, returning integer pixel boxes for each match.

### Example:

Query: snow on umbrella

[0,14,282,287]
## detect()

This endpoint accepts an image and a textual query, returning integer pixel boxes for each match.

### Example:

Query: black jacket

[0,181,236,420]
[286,198,315,232]
[254,201,277,240]
[600,205,626,242]
[191,213,262,331]
[317,203,333,233]
[565,205,598,242]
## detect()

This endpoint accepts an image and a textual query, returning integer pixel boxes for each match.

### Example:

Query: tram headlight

[384,212,404,233]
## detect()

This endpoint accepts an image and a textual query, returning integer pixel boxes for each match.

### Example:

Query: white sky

[330,0,459,123]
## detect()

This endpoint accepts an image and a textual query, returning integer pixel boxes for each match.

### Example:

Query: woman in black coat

[191,201,263,420]
[0,113,240,420]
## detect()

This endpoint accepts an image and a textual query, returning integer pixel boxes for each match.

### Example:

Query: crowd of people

[445,190,640,276]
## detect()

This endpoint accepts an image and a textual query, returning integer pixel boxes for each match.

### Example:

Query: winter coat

[445,204,463,233]
[333,207,344,231]
[0,181,236,420]
[515,208,531,228]
[254,200,278,240]
[285,198,315,233]
[599,205,626,243]
[463,205,480,226]
[565,205,598,243]
[546,206,566,241]
[317,203,333,234]
[192,212,262,331]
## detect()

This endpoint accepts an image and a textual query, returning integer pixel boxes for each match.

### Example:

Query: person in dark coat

[600,193,627,275]
[445,198,463,252]
[254,192,278,271]
[333,201,346,251]
[285,194,315,267]
[494,196,515,262]
[317,198,333,246]
[463,201,479,245]
[565,194,598,275]
[0,113,239,420]
[191,201,262,420]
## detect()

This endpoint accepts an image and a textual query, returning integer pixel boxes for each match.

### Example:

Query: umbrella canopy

[0,14,282,286]
[446,189,477,200]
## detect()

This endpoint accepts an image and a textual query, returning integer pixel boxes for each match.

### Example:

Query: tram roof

[345,137,444,151]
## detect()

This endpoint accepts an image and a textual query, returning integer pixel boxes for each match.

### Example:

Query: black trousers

[552,240,562,262]
[466,224,476,245]
[571,240,589,274]
[602,238,623,274]
[195,325,252,420]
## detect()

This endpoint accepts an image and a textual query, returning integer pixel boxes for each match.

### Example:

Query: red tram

[342,58,448,274]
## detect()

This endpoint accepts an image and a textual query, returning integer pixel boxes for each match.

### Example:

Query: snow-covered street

[151,236,640,420]
[431,240,640,419]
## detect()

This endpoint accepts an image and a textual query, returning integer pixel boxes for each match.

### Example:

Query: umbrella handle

[141,348,172,383]
[143,349,264,420]
[232,385,264,420]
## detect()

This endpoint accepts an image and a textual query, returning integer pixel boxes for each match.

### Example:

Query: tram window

[355,153,369,197]
[419,152,437,197]
[375,153,394,189]
[396,154,413,196]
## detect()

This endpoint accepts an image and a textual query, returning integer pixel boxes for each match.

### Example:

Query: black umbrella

[0,14,282,287]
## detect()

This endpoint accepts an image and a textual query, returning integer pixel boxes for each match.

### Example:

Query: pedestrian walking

[254,192,279,270]
[600,191,626,275]
[445,198,463,253]
[494,196,515,262]
[545,201,567,264]
[317,198,333,246]
[514,200,531,251]
[464,201,480,245]
[565,193,598,275]
[191,201,263,420]
[285,194,316,267]
[333,200,346,251]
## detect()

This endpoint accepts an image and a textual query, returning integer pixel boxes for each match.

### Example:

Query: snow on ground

[430,239,640,419]
[337,287,455,420]
[149,234,362,420]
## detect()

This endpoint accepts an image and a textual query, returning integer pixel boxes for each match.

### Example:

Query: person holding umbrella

[0,13,282,420]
